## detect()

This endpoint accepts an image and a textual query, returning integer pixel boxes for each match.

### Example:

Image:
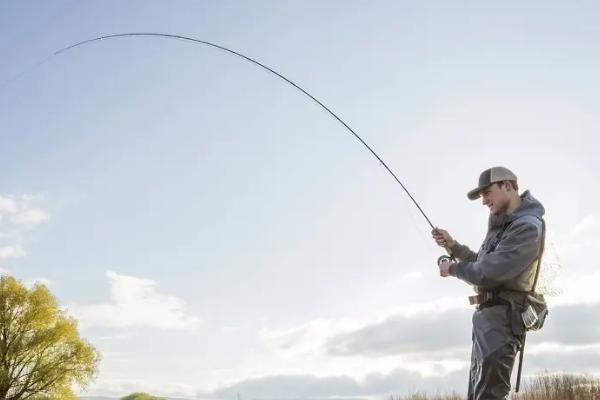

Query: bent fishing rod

[33,33,454,264]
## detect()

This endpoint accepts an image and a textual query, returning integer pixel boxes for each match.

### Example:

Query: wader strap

[530,219,546,293]
[516,218,546,393]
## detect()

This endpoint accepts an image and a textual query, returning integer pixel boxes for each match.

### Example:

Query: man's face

[480,182,510,215]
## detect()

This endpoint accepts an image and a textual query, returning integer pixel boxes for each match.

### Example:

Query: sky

[1,1,599,398]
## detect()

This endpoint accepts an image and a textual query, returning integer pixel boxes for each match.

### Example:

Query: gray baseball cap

[467,166,518,200]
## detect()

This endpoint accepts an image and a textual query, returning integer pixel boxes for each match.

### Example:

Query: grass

[389,373,600,400]
[513,373,600,400]
[390,393,462,400]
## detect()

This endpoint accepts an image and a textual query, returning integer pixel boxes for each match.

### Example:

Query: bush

[0,275,100,400]
[120,392,166,400]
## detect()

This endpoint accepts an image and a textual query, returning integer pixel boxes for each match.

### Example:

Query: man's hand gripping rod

[433,227,456,266]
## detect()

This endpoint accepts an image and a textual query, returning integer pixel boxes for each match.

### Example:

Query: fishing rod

[18,32,455,264]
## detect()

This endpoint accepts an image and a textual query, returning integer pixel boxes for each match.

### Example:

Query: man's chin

[490,206,508,217]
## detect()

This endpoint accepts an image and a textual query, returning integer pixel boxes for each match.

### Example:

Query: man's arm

[432,228,478,262]
[449,241,478,262]
[449,219,541,288]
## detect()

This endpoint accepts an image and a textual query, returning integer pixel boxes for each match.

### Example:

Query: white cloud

[0,195,18,214]
[80,377,199,399]
[200,369,467,400]
[0,193,49,269]
[10,208,49,227]
[243,211,600,390]
[0,244,26,260]
[0,194,48,224]
[259,318,362,359]
[552,214,600,257]
[571,215,597,236]
[253,289,600,387]
[534,214,600,299]
[258,294,468,358]
[250,298,472,383]
[325,308,472,357]
[25,277,53,288]
[527,342,600,356]
[69,270,200,330]
[549,272,600,306]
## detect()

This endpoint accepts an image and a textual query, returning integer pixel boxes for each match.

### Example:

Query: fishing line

[6,32,439,233]
[0,54,56,91]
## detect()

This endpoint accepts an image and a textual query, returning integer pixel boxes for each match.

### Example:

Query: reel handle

[437,254,454,266]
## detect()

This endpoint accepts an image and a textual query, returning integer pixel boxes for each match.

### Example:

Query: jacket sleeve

[450,219,541,289]
[449,241,478,262]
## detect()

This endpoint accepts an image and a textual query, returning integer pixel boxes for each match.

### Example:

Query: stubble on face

[483,184,509,216]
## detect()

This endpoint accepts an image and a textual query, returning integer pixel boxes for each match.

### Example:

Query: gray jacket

[449,190,545,292]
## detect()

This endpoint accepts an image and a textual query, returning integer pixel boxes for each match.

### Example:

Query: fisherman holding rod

[16,34,550,399]
[432,166,546,400]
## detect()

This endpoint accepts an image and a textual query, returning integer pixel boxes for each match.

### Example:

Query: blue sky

[1,1,599,398]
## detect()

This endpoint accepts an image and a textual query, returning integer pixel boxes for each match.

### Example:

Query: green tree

[120,393,166,400]
[0,275,101,400]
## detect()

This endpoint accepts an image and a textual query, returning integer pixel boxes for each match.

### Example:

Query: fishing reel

[437,254,454,266]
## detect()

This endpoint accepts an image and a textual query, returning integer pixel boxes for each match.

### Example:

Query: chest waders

[468,217,547,395]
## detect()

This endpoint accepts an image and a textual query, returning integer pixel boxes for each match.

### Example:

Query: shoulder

[507,215,543,238]
[514,215,543,227]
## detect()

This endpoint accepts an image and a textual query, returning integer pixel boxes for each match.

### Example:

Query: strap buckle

[468,291,495,305]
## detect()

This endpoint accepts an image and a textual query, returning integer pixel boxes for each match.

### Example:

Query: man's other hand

[439,261,453,277]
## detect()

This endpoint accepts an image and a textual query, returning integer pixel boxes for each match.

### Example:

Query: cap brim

[467,186,485,200]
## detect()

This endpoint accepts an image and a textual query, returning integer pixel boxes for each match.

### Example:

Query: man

[432,166,545,400]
